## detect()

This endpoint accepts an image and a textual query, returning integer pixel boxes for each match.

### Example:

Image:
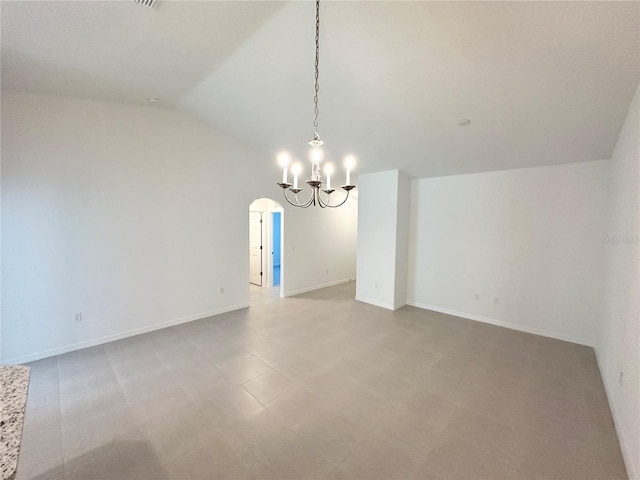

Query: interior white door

[249,211,263,286]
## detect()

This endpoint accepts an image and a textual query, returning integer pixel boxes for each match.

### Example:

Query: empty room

[1,1,638,480]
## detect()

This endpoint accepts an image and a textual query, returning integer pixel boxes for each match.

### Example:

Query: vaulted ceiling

[2,1,639,178]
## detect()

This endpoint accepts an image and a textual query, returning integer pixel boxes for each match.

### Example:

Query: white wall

[408,160,609,345]
[250,198,282,213]
[394,171,411,307]
[1,92,357,363]
[1,92,256,362]
[356,170,410,310]
[598,82,639,480]
[281,195,358,297]
[251,163,357,298]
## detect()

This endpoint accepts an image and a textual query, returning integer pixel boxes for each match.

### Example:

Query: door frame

[271,211,282,287]
[249,198,284,295]
[249,211,263,286]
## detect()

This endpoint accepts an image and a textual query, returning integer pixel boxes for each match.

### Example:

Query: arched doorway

[249,198,284,296]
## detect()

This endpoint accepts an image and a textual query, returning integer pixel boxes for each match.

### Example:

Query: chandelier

[276,0,356,208]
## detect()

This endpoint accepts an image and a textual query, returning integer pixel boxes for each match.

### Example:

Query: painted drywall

[1,92,357,363]
[598,82,640,480]
[1,92,256,363]
[356,170,409,310]
[248,194,358,296]
[280,195,358,297]
[394,171,411,308]
[250,198,282,212]
[407,160,609,345]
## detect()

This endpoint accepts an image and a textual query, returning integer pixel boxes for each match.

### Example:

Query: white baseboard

[1,303,250,365]
[283,277,355,297]
[355,296,399,311]
[406,301,594,347]
[595,349,638,480]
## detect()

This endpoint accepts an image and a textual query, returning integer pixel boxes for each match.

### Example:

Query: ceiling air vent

[132,0,156,8]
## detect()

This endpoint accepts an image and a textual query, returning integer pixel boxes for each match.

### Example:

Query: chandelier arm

[283,189,306,208]
[317,190,328,208]
[316,189,327,209]
[282,188,314,208]
[317,189,351,208]
[297,190,315,208]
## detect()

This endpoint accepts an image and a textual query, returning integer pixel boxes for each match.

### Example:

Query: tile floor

[16,282,626,479]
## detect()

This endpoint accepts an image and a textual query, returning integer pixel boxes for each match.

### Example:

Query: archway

[249,198,284,297]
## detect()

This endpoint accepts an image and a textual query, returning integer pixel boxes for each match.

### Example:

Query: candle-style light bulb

[344,155,356,185]
[324,163,334,190]
[277,152,291,183]
[292,163,302,189]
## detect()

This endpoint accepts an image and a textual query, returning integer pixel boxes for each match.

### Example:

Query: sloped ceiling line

[2,1,639,179]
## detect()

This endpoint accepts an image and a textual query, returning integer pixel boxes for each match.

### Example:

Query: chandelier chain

[275,0,356,209]
[313,0,320,139]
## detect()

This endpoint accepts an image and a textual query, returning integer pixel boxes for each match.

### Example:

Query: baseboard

[406,301,594,347]
[283,277,355,297]
[355,297,406,311]
[1,303,250,365]
[594,349,638,480]
[355,296,395,311]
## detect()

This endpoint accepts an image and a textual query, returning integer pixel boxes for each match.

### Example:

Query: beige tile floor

[17,282,626,480]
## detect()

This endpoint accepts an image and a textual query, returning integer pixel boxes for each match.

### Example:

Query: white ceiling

[1,1,286,104]
[2,1,639,178]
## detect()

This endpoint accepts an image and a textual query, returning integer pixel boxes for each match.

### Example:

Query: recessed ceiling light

[147,97,160,104]
[458,119,471,127]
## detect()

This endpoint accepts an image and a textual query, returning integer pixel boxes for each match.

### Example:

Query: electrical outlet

[220,287,224,294]
[74,313,83,323]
